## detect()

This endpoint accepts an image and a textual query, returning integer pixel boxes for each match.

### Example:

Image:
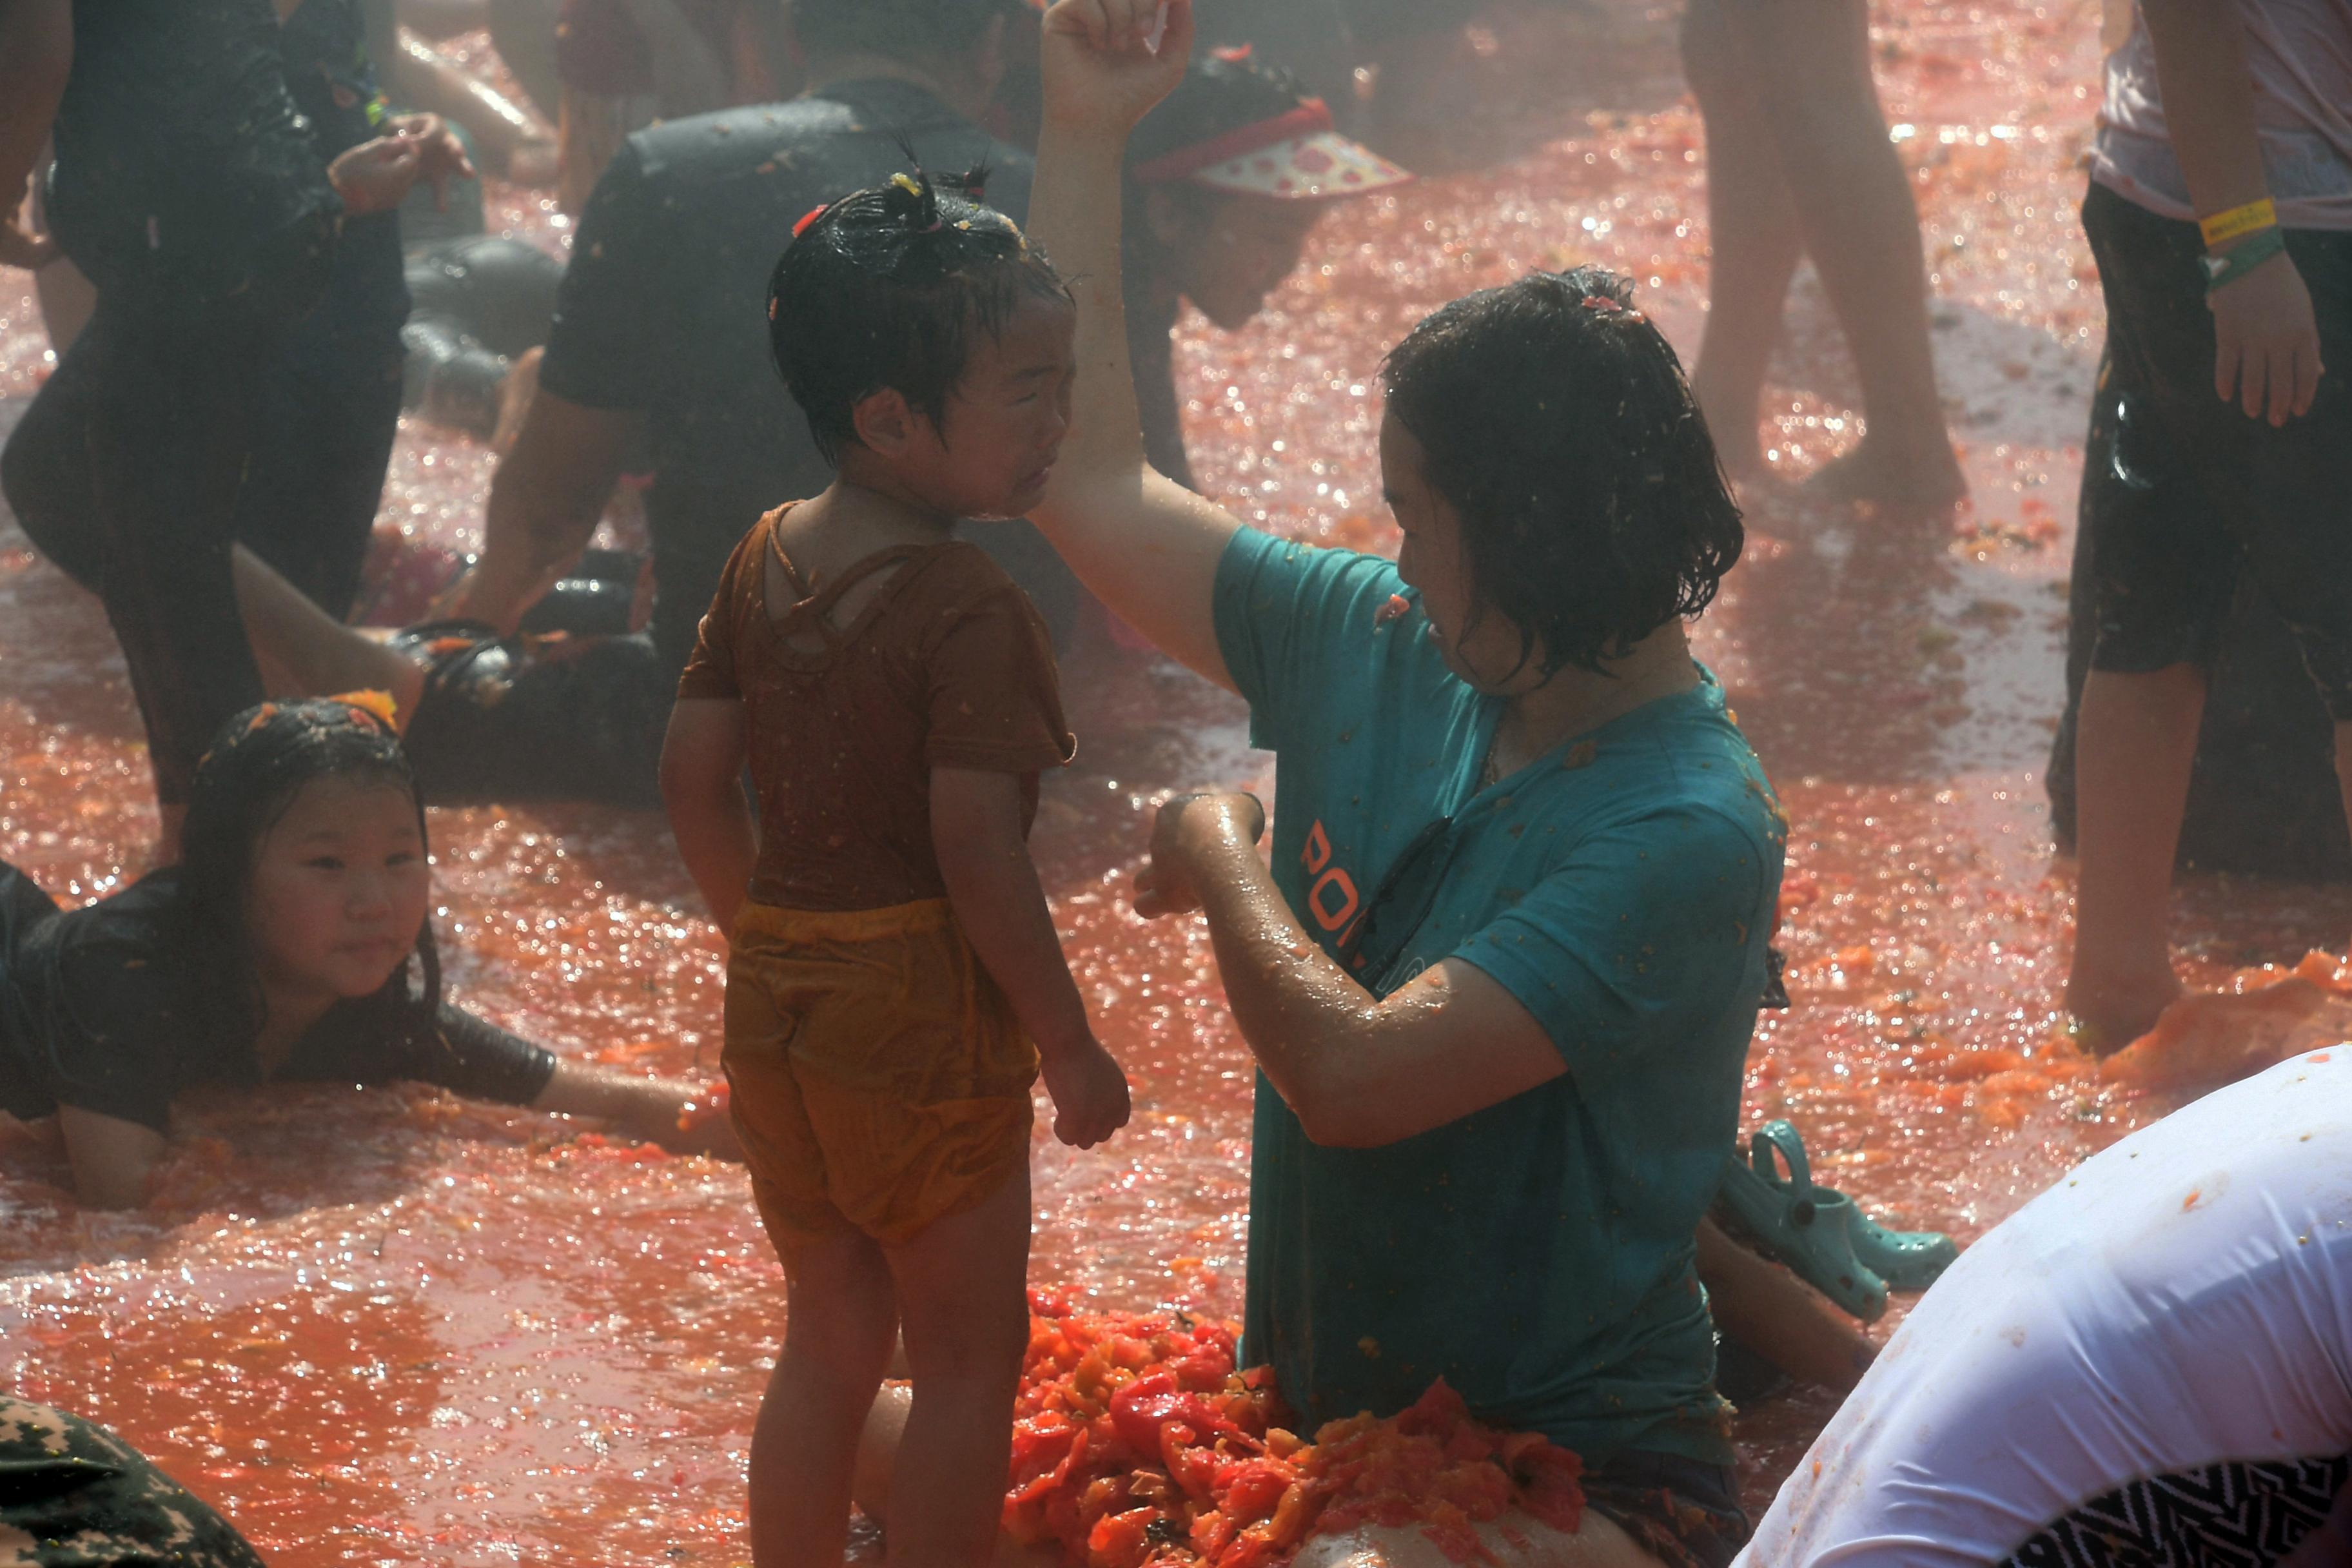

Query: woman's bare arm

[1139,795,1565,1148]
[1029,0,1240,689]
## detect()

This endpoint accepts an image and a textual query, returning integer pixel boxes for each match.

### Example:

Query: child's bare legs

[230,545,429,723]
[1682,0,1804,481]
[1683,0,1963,512]
[881,1168,1034,1567]
[752,1227,899,1568]
[2065,663,2206,1045]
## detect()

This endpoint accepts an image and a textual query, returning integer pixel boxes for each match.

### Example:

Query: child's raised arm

[931,767,1130,1150]
[660,698,756,939]
[1028,0,1243,692]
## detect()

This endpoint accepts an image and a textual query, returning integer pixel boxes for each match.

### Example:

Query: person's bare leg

[1743,0,1963,512]
[750,1226,899,1568]
[231,546,428,723]
[2065,664,2206,1045]
[1694,1215,1874,1393]
[881,1170,1034,1568]
[1681,0,1805,482]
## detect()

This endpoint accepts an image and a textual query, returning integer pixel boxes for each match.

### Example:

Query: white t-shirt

[1736,1049,2352,1567]
[2089,0,2352,230]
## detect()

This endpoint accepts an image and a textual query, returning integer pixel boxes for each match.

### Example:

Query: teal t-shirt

[1212,527,1785,1468]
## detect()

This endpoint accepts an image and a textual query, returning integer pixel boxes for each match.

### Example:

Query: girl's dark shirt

[0,870,556,1134]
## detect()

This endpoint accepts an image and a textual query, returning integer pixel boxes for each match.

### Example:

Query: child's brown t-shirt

[677,506,1076,913]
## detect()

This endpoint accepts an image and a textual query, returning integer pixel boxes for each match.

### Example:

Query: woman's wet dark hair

[769,164,1069,464]
[1380,266,1744,678]
[180,697,439,1052]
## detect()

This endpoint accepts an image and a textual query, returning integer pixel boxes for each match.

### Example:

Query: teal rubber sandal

[1844,1206,1958,1291]
[1716,1122,1889,1322]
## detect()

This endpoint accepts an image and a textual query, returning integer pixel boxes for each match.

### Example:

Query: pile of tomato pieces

[1004,1297,1585,1568]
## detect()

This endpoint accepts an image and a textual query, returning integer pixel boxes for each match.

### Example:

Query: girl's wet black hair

[767,162,1068,464]
[179,697,439,1056]
[1380,266,1744,679]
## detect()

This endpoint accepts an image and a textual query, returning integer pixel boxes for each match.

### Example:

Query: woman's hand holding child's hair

[1133,792,1267,919]
[1040,0,1194,135]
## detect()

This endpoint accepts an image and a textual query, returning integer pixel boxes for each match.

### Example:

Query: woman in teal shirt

[1021,5,1783,1563]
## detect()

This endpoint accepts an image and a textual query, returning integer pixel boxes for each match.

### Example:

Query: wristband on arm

[2198,197,2277,248]
[2202,227,2288,295]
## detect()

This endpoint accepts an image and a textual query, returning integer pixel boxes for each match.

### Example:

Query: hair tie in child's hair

[330,689,401,731]
[792,204,831,239]
[1579,292,1647,325]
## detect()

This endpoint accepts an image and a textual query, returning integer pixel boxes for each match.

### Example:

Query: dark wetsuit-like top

[46,0,341,303]
[235,0,419,620]
[1,0,346,810]
[0,863,555,1135]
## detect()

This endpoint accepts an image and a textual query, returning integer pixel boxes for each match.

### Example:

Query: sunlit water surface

[8,5,2347,1560]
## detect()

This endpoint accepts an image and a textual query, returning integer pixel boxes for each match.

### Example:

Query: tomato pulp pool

[6,5,2345,1561]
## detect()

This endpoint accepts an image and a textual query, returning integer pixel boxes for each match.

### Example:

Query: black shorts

[2079,181,2352,716]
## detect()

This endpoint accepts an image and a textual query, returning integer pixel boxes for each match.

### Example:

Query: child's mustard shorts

[723,898,1038,1255]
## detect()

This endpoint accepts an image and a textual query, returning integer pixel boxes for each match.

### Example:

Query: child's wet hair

[180,697,441,1050]
[1380,266,1744,678]
[767,163,1069,464]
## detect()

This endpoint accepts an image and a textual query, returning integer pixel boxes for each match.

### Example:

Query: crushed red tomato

[1006,1300,1583,1568]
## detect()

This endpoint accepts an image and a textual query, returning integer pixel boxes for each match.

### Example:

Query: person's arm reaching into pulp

[1135,794,1568,1147]
[660,698,757,940]
[1029,0,1242,689]
[2139,0,2323,425]
[932,767,1131,1149]
[0,0,71,270]
[453,388,638,632]
[532,1059,743,1159]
